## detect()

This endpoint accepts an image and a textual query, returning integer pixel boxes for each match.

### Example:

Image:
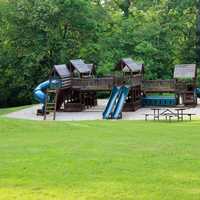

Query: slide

[112,86,130,119]
[103,86,121,119]
[34,80,50,105]
[34,80,60,114]
[34,79,60,104]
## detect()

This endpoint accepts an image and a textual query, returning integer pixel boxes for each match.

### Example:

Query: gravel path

[5,99,200,121]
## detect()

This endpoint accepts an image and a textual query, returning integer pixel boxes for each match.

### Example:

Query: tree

[197,0,200,67]
[0,0,104,107]
[0,0,197,107]
[114,0,132,18]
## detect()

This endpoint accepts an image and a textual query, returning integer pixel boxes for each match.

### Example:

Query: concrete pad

[5,99,200,121]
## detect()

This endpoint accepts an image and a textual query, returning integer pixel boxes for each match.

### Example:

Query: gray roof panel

[54,64,70,78]
[174,64,196,79]
[121,58,143,72]
[87,64,94,71]
[70,59,90,74]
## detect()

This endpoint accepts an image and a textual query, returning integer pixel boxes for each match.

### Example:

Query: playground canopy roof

[174,64,196,79]
[87,64,94,71]
[70,59,91,74]
[54,64,70,78]
[118,58,144,73]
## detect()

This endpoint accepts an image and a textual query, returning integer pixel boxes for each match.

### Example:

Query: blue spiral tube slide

[33,80,50,104]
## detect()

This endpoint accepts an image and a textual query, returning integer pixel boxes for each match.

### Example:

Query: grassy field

[0,105,31,116]
[1,108,200,200]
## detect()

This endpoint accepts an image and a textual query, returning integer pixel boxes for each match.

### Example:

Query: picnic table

[145,108,161,120]
[152,108,160,120]
[175,108,186,121]
[145,108,195,121]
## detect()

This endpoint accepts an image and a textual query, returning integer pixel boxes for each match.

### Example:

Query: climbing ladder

[44,89,58,120]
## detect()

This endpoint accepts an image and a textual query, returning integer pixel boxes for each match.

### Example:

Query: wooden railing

[142,79,176,92]
[175,80,194,91]
[71,75,142,90]
[59,76,194,93]
[61,77,71,88]
[72,77,114,90]
[129,75,142,86]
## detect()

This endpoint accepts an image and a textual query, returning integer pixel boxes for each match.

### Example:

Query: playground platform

[5,99,200,121]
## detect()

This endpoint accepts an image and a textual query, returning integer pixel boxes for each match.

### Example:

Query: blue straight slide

[112,86,130,119]
[103,86,121,119]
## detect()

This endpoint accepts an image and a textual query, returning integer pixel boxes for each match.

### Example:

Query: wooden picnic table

[145,108,195,121]
[151,108,161,120]
[175,108,186,121]
[162,113,176,122]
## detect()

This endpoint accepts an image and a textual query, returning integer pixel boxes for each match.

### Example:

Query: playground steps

[44,90,58,120]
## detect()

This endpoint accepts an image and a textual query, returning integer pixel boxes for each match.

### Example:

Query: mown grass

[0,105,31,116]
[0,108,200,200]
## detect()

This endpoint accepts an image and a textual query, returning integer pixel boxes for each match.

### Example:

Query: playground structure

[142,64,197,107]
[34,58,198,120]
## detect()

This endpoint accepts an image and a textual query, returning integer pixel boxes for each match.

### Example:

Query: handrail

[72,75,142,90]
[72,77,114,90]
[142,79,176,91]
[142,79,176,89]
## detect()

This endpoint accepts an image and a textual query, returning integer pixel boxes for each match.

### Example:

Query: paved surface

[5,99,200,121]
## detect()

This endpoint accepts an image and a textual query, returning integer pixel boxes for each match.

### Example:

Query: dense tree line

[0,0,197,107]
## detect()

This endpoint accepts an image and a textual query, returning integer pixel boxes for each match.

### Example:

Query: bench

[162,113,176,122]
[181,113,196,121]
[145,114,155,121]
[145,110,195,121]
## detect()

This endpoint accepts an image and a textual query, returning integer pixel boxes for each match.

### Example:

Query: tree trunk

[114,0,132,18]
[122,0,131,18]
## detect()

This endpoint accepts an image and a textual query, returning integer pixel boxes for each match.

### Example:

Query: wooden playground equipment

[48,59,143,114]
[34,58,198,120]
[142,64,197,107]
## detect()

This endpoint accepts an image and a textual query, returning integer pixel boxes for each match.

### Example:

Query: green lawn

[0,105,31,116]
[1,109,200,200]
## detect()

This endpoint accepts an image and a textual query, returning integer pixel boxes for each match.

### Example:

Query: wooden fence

[142,80,176,93]
[71,75,142,91]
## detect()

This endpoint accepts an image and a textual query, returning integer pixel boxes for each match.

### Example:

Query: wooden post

[53,90,58,120]
[43,93,48,120]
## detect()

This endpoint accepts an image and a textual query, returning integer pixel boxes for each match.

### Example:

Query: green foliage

[0,0,197,107]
